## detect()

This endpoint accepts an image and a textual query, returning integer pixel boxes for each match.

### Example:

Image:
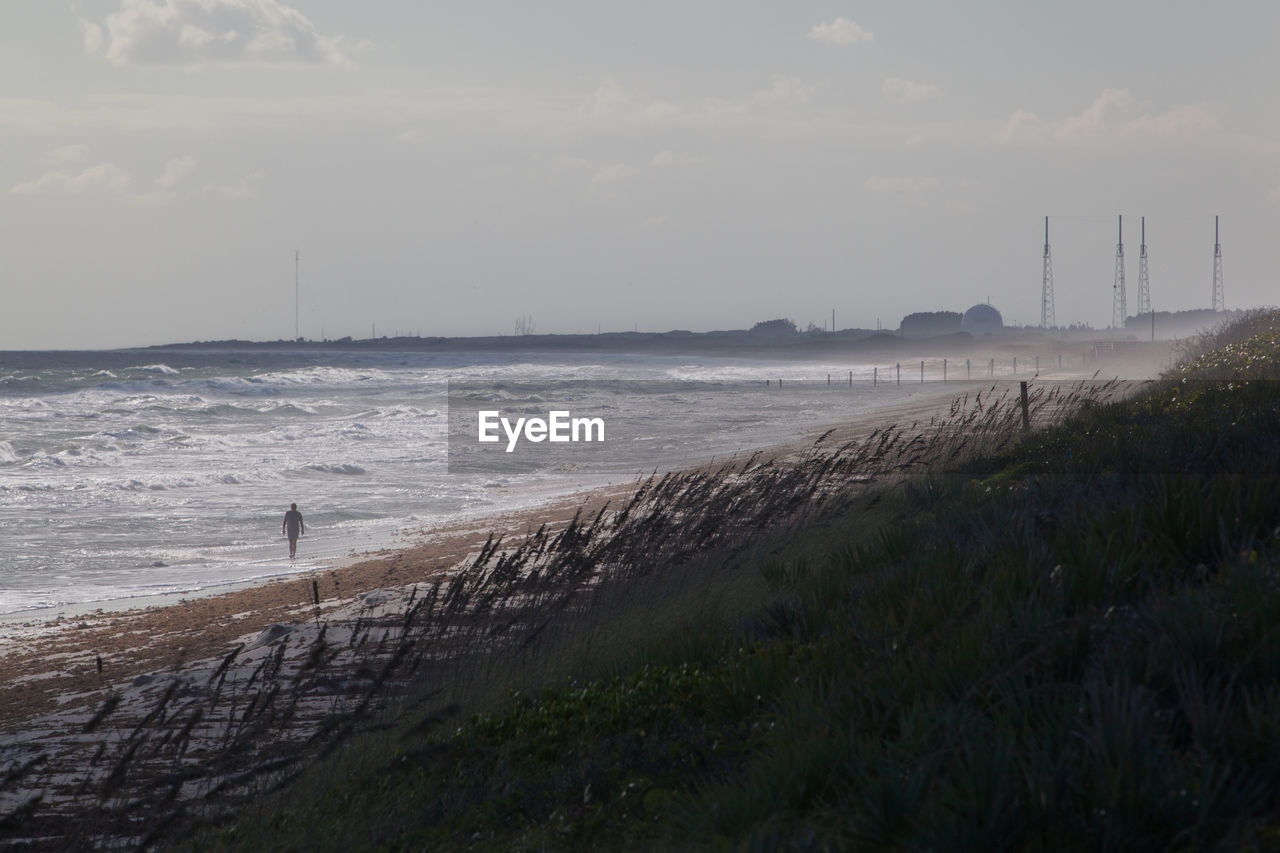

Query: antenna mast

[1212,215,1225,312]
[1041,216,1055,328]
[294,249,300,341]
[1112,214,1127,330]
[1136,216,1151,316]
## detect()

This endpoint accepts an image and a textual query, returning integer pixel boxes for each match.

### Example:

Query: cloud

[591,163,635,184]
[864,175,940,194]
[44,143,89,165]
[806,18,873,46]
[651,150,701,167]
[79,19,104,54]
[12,163,133,195]
[883,78,943,105]
[1268,187,1280,209]
[751,77,814,106]
[585,77,678,124]
[87,0,350,69]
[156,155,196,188]
[12,158,196,204]
[203,172,262,199]
[996,88,1223,149]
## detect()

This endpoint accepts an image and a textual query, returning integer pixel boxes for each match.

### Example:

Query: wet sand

[0,383,986,727]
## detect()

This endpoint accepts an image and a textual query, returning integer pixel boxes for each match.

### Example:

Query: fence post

[966,358,971,379]
[943,358,947,382]
[920,360,924,384]
[1020,380,1030,431]
[874,366,877,386]
[896,362,900,385]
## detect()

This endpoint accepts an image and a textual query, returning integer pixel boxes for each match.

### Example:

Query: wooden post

[896,362,900,385]
[1020,381,1030,431]
[874,366,877,386]
[920,360,924,384]
[943,358,947,382]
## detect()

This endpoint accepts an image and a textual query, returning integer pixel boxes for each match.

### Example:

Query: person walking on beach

[283,503,304,558]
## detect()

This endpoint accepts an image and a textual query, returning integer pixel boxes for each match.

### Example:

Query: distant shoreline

[144,326,1181,361]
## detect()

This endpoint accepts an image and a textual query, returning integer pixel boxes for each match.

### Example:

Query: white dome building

[962,303,1004,334]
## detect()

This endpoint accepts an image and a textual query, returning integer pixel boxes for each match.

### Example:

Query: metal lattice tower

[1136,216,1151,316]
[1041,216,1055,328]
[1112,214,1127,330]
[1212,215,1225,311]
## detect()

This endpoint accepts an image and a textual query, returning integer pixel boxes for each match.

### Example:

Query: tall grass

[1,333,1252,850]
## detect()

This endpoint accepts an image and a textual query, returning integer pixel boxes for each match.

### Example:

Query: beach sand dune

[0,377,1134,849]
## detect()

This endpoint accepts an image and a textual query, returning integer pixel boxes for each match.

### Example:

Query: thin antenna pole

[1212,215,1224,311]
[1112,214,1127,330]
[1041,215,1055,328]
[294,249,300,341]
[1136,216,1151,316]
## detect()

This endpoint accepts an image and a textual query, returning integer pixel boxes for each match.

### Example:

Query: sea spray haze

[0,347,906,614]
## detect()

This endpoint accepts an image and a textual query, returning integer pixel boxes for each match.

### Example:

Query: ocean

[0,347,924,615]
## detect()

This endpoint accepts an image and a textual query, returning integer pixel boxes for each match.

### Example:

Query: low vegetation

[168,309,1280,848]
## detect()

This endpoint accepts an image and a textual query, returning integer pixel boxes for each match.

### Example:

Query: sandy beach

[0,371,1149,848]
[0,382,999,726]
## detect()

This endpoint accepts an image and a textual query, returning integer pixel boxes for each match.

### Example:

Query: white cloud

[12,163,133,196]
[88,0,350,69]
[996,88,1223,149]
[79,19,104,54]
[203,172,262,199]
[44,143,89,165]
[806,18,873,46]
[585,78,678,124]
[587,77,629,118]
[651,150,701,167]
[752,77,814,106]
[156,155,196,188]
[864,175,939,194]
[591,163,634,184]
[557,155,593,171]
[883,78,943,105]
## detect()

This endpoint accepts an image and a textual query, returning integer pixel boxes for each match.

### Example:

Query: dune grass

[171,311,1280,851]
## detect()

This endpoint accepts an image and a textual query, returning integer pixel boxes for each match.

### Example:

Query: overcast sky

[2,1,1278,349]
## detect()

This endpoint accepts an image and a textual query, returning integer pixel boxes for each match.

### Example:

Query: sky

[2,1,1278,349]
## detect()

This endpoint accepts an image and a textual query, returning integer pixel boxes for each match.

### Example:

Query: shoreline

[0,382,983,728]
[0,368,1167,729]
[0,371,1156,849]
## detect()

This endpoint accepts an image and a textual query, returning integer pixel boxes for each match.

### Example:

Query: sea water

[0,347,920,616]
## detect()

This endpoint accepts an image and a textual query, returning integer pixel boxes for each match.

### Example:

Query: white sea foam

[0,348,911,617]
